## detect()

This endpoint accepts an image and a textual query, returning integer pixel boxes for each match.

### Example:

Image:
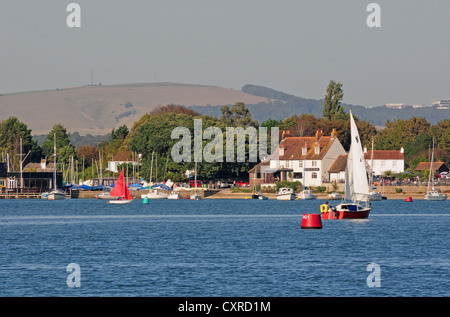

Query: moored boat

[108,168,133,204]
[424,137,447,201]
[297,189,317,200]
[276,187,296,200]
[327,192,342,200]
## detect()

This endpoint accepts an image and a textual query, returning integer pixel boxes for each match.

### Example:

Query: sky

[1,0,449,107]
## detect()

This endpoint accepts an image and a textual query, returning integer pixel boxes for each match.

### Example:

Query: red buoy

[301,214,322,229]
[405,197,413,202]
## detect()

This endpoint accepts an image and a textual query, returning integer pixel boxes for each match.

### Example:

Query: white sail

[345,144,354,201]
[348,111,369,202]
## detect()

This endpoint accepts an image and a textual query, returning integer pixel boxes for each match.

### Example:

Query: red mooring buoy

[405,197,413,202]
[301,214,322,229]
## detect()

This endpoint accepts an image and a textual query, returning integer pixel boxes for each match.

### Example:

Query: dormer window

[302,147,307,155]
[315,145,320,154]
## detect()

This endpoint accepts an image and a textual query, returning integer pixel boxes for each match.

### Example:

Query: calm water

[0,198,448,297]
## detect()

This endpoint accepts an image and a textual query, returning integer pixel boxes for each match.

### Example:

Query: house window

[315,146,320,154]
[312,161,318,167]
[312,172,317,179]
[293,172,303,179]
[302,147,307,155]
[299,161,303,168]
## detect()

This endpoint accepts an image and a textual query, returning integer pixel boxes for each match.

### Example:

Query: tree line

[1,80,448,184]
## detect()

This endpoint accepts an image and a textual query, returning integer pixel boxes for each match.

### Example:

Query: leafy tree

[0,117,42,171]
[323,80,346,121]
[110,125,129,142]
[40,124,78,167]
[374,117,431,151]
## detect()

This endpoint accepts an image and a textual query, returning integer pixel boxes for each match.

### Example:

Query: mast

[428,137,435,192]
[369,136,374,190]
[194,161,198,194]
[53,133,57,191]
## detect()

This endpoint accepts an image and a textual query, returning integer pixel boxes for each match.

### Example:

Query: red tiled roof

[279,135,336,161]
[364,150,404,160]
[414,161,446,171]
[112,151,132,161]
[328,154,348,173]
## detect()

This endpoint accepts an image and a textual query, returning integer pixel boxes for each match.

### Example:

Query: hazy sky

[1,1,449,106]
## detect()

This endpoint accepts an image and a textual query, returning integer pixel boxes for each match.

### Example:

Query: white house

[250,129,346,187]
[328,147,405,183]
[364,147,405,176]
[107,151,141,173]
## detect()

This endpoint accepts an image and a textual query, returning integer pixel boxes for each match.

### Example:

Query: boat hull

[190,194,202,200]
[47,191,66,200]
[276,194,296,200]
[424,193,447,201]
[322,210,370,219]
[108,199,132,204]
[322,203,371,219]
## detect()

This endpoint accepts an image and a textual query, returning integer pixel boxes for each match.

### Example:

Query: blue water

[0,198,448,297]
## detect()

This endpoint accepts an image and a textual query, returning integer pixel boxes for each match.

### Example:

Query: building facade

[249,129,346,187]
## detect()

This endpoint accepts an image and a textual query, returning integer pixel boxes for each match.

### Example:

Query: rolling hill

[0,82,269,135]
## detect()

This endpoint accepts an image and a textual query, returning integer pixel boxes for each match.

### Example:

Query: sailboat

[108,168,133,204]
[47,133,66,200]
[190,161,202,200]
[249,164,268,200]
[322,111,371,219]
[425,137,447,201]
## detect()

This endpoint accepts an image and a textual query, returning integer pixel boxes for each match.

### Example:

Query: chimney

[41,158,47,169]
[331,128,337,139]
[281,130,292,141]
[364,146,367,153]
[400,147,404,154]
[315,129,323,142]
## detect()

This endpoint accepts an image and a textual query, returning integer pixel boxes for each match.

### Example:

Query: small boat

[425,190,447,201]
[108,168,133,204]
[141,189,168,199]
[368,191,383,201]
[190,192,202,200]
[48,189,66,200]
[327,192,342,200]
[322,111,371,219]
[424,137,447,201]
[297,189,317,200]
[276,187,296,200]
[167,191,181,200]
[41,192,49,199]
[96,192,118,200]
[47,133,66,200]
[190,161,202,200]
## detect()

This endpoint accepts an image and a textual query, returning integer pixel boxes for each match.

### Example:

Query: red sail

[123,182,133,200]
[110,169,125,197]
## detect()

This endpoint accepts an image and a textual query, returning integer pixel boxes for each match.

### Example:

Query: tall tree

[41,124,78,167]
[0,117,42,171]
[323,80,346,121]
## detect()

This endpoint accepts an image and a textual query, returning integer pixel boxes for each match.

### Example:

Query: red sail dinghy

[108,168,133,204]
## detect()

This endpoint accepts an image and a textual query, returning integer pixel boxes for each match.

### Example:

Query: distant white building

[107,151,141,173]
[385,103,408,109]
[432,99,450,109]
